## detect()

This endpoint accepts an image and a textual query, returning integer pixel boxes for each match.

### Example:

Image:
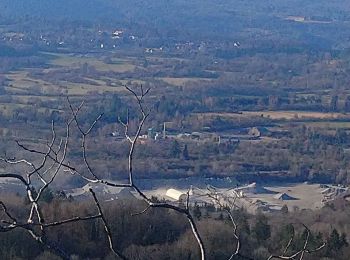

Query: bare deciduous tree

[0,86,326,260]
[205,187,326,260]
[268,223,325,260]
[0,86,205,260]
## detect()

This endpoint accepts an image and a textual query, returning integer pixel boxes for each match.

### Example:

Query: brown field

[64,82,125,95]
[195,111,348,120]
[301,121,350,129]
[242,111,347,120]
[49,53,135,73]
[5,70,129,97]
[1,52,150,117]
[160,77,213,86]
[244,183,327,212]
[0,103,61,117]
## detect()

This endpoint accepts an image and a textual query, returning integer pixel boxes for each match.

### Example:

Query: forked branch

[267,224,325,260]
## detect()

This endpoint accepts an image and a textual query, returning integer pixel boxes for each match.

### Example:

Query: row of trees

[1,190,349,259]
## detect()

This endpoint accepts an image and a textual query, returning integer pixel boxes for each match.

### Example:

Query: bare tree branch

[205,187,241,259]
[89,188,128,260]
[0,201,17,223]
[267,223,326,260]
[0,86,326,260]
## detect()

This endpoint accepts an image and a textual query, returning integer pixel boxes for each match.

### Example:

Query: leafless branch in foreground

[204,186,326,260]
[205,187,256,260]
[0,85,326,260]
[1,86,206,260]
[267,223,326,260]
[0,103,123,259]
[65,85,206,259]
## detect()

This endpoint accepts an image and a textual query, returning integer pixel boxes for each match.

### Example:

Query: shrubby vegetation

[0,192,349,259]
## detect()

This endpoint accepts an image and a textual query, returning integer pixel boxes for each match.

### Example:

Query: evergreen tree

[253,214,271,242]
[182,144,189,160]
[40,188,54,203]
[281,204,289,214]
[330,95,339,111]
[170,140,181,158]
[193,204,202,221]
[325,228,348,256]
[344,95,350,112]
